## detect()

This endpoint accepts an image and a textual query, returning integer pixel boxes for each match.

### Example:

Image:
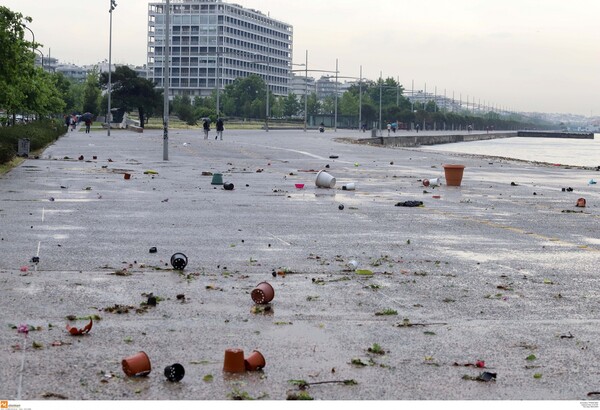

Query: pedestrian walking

[85,118,92,134]
[387,123,391,136]
[64,115,71,132]
[215,118,224,140]
[202,118,210,139]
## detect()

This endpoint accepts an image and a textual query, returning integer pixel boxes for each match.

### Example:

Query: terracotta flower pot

[223,348,245,373]
[443,164,465,186]
[122,351,151,377]
[251,282,275,304]
[164,363,185,382]
[244,350,266,371]
[124,173,131,180]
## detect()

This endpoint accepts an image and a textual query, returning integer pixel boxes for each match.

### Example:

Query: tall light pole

[334,58,338,132]
[163,0,170,160]
[378,71,382,136]
[107,0,117,136]
[304,50,308,132]
[358,65,362,131]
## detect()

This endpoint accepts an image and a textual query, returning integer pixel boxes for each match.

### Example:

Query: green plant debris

[424,331,436,336]
[367,343,385,355]
[351,358,368,367]
[250,305,272,315]
[306,295,320,301]
[203,374,213,382]
[228,389,254,400]
[287,391,314,400]
[274,321,293,325]
[32,341,43,349]
[413,271,427,276]
[443,298,455,303]
[124,337,133,344]
[312,278,326,285]
[367,284,381,289]
[103,304,135,314]
[355,269,373,276]
[526,354,537,361]
[375,308,398,316]
[534,373,543,379]
[190,360,212,365]
[65,315,102,321]
[543,279,554,285]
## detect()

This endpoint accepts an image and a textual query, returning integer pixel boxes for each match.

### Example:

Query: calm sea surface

[422,134,600,168]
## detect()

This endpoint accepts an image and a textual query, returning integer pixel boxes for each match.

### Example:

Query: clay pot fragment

[66,318,93,335]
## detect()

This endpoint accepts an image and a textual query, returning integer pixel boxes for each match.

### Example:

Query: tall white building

[147,0,293,99]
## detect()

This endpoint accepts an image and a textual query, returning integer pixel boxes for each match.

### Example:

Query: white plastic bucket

[342,182,356,191]
[429,178,441,186]
[315,170,336,188]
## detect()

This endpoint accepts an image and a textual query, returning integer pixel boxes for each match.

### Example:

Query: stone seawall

[517,131,594,139]
[358,132,517,147]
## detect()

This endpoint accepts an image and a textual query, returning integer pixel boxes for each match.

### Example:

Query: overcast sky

[4,0,600,116]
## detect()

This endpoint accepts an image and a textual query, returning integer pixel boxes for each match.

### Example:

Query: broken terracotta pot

[66,318,93,335]
[223,348,245,373]
[251,282,275,304]
[124,173,131,180]
[164,363,185,382]
[244,350,266,371]
[576,198,586,208]
[122,351,152,377]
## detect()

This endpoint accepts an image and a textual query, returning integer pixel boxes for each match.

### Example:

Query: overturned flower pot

[170,252,188,270]
[164,363,185,382]
[122,351,151,377]
[244,350,266,371]
[223,348,245,373]
[251,282,275,304]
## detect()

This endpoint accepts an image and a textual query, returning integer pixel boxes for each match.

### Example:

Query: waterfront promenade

[1,128,599,401]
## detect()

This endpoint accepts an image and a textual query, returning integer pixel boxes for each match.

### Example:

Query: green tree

[100,65,162,127]
[0,6,35,121]
[306,92,321,116]
[82,67,101,115]
[282,93,301,117]
[221,74,266,118]
[172,94,197,125]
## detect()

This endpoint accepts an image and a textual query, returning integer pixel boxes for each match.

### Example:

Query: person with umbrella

[81,113,93,134]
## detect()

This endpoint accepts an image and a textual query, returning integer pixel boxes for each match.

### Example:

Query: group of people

[64,114,93,134]
[203,117,224,140]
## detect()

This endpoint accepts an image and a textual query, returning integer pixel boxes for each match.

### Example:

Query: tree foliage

[100,65,162,127]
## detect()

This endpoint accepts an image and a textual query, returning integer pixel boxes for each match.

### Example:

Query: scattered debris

[42,392,68,399]
[395,201,424,207]
[462,372,496,382]
[576,198,586,207]
[66,319,93,336]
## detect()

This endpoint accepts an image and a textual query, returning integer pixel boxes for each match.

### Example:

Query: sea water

[422,134,600,168]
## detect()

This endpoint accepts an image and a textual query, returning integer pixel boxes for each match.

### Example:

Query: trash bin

[371,128,377,138]
[18,138,30,157]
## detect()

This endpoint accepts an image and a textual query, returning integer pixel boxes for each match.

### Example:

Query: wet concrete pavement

[1,128,599,401]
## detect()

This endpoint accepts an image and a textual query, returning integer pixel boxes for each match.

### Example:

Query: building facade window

[148,0,293,99]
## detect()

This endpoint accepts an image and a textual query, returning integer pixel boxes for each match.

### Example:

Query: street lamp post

[163,0,170,160]
[304,50,308,132]
[334,58,338,132]
[107,0,117,137]
[358,65,362,132]
[22,25,43,69]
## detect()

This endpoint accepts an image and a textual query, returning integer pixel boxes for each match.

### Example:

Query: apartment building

[147,0,293,98]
